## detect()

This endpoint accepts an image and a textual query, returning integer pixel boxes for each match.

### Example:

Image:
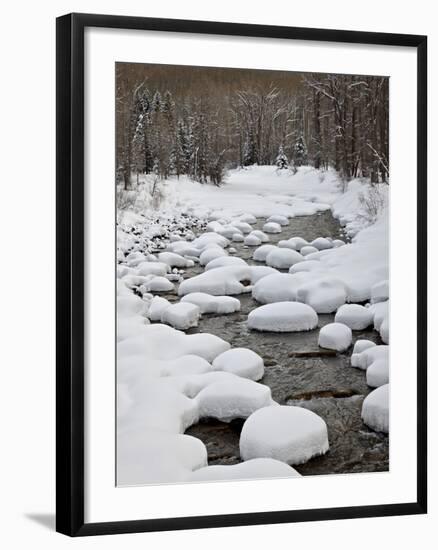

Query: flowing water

[164,210,389,476]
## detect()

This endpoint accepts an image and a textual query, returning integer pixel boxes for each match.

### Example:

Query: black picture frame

[56,12,427,537]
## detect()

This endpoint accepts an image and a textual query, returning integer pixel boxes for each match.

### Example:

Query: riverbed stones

[318,322,352,352]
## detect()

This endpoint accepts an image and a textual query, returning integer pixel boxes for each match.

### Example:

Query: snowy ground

[117,166,389,485]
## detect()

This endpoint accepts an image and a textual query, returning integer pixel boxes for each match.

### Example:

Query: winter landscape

[116,63,389,486]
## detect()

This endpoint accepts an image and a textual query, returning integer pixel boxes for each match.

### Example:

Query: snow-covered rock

[335,304,373,330]
[248,302,318,332]
[232,233,244,242]
[300,245,319,256]
[252,272,308,304]
[240,405,329,465]
[351,345,389,371]
[189,458,300,482]
[158,252,194,268]
[192,233,229,250]
[144,276,175,293]
[263,222,282,234]
[117,430,207,486]
[380,316,389,343]
[244,234,262,246]
[296,277,347,313]
[195,377,273,422]
[239,213,257,224]
[249,230,270,243]
[137,261,169,277]
[370,301,389,331]
[266,248,304,269]
[212,348,264,381]
[250,266,278,283]
[371,280,389,304]
[352,339,376,355]
[117,293,148,317]
[366,359,389,387]
[119,323,230,362]
[289,260,322,274]
[361,384,389,433]
[199,246,228,266]
[204,256,247,270]
[181,292,241,314]
[332,239,346,248]
[278,239,297,250]
[161,302,200,330]
[148,296,171,321]
[318,323,352,352]
[253,244,278,262]
[288,237,308,249]
[166,241,201,257]
[267,214,289,226]
[233,222,253,234]
[310,237,333,250]
[178,265,252,296]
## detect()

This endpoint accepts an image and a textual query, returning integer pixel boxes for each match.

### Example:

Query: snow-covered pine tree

[293,134,308,166]
[275,145,289,169]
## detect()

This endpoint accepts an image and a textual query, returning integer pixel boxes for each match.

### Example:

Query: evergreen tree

[293,134,308,166]
[275,145,289,169]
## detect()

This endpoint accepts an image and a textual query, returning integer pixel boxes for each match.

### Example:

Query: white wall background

[0,1,434,548]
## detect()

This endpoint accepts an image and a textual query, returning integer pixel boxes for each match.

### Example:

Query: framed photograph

[56,13,427,536]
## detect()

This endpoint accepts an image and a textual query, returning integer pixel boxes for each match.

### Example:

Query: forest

[116,63,389,189]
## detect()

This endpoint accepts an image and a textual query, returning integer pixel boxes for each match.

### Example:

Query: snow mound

[250,266,278,283]
[195,378,273,422]
[266,248,304,269]
[239,213,257,224]
[318,323,352,352]
[252,272,308,304]
[333,239,346,247]
[300,245,319,256]
[181,292,240,314]
[267,214,289,226]
[199,246,228,266]
[147,296,171,322]
[119,323,230,362]
[117,294,148,317]
[296,277,347,313]
[335,304,373,330]
[361,384,389,433]
[161,302,200,330]
[166,242,201,257]
[351,345,389,371]
[205,256,247,270]
[189,458,300,482]
[352,340,377,355]
[240,405,329,465]
[370,301,389,330]
[212,348,264,381]
[158,252,194,268]
[233,222,253,234]
[371,280,389,303]
[143,276,175,293]
[278,239,297,250]
[192,233,229,250]
[380,316,389,344]
[232,233,244,242]
[288,237,308,249]
[289,260,322,274]
[253,244,278,262]
[250,230,270,243]
[244,234,262,246]
[178,265,252,296]
[263,222,282,234]
[310,237,333,250]
[248,302,318,332]
[137,261,169,277]
[366,358,389,388]
[117,430,207,486]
